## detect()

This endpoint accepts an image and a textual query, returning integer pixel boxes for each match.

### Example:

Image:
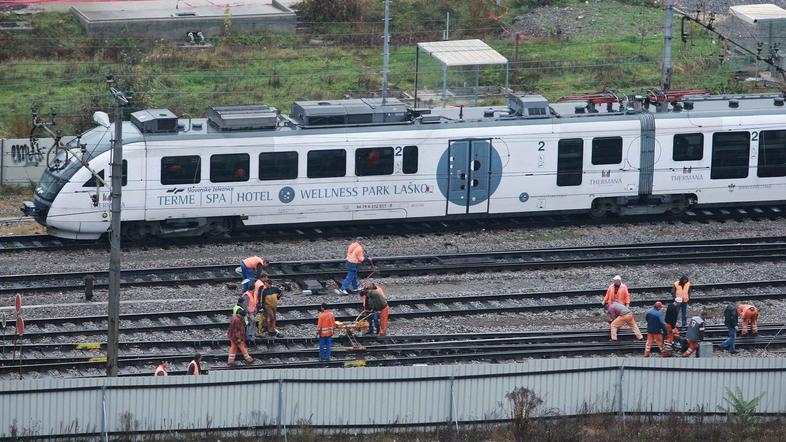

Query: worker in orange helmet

[362,282,390,336]
[153,360,169,377]
[240,256,270,292]
[602,275,630,307]
[340,237,367,295]
[227,310,254,366]
[317,303,336,361]
[738,303,759,336]
[187,354,202,376]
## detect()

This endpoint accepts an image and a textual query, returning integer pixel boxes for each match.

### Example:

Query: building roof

[730,4,786,24]
[416,39,508,67]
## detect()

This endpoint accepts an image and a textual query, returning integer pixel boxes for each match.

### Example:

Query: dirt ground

[0,187,44,235]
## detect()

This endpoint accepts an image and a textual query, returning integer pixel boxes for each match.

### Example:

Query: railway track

[1,203,784,254]
[2,324,784,376]
[1,236,786,295]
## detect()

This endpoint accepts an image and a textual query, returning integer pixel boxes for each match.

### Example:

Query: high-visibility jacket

[317,310,336,337]
[346,241,365,264]
[154,364,168,377]
[738,304,756,316]
[243,256,264,269]
[187,360,201,376]
[674,281,691,302]
[244,288,259,313]
[603,283,630,306]
[232,304,249,325]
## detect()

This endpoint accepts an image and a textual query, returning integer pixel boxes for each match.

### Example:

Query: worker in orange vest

[602,275,630,307]
[240,256,270,291]
[671,275,692,328]
[243,280,261,343]
[340,237,366,295]
[317,303,336,361]
[154,360,169,377]
[227,310,254,366]
[738,303,759,336]
[187,354,202,376]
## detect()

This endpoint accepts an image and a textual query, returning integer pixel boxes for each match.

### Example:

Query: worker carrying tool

[340,237,368,295]
[154,360,169,377]
[361,282,390,336]
[227,310,254,366]
[663,297,682,356]
[317,303,336,361]
[261,278,283,337]
[602,275,630,307]
[239,256,270,291]
[682,312,706,357]
[187,354,202,376]
[671,275,692,328]
[738,303,759,336]
[606,302,643,341]
[644,301,668,357]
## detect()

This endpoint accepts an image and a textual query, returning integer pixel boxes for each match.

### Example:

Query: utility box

[698,341,713,357]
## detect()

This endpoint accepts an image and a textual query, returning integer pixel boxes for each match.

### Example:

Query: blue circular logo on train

[279,186,295,204]
[436,141,503,206]
[519,192,529,203]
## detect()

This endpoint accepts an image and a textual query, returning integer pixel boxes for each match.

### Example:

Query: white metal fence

[1,358,784,438]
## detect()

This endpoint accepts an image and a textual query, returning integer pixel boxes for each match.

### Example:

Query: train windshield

[35,126,113,201]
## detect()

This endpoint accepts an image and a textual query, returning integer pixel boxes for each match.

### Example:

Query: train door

[445,139,492,215]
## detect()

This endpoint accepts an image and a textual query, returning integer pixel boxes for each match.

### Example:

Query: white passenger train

[23,92,786,240]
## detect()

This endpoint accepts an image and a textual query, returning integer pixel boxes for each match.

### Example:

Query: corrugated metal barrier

[1,358,784,438]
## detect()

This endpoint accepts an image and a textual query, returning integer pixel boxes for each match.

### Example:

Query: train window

[210,153,250,183]
[758,130,786,177]
[259,152,298,181]
[161,155,201,185]
[307,149,346,178]
[403,146,418,174]
[591,137,622,165]
[673,133,703,161]
[83,161,127,187]
[711,132,750,179]
[355,147,394,176]
[557,139,583,186]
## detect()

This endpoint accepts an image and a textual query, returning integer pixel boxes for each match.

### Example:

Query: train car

[23,93,786,240]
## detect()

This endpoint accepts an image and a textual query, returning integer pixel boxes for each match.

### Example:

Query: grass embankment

[0,1,760,137]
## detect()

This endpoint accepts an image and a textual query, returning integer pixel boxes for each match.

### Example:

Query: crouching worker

[361,282,390,336]
[738,304,759,336]
[644,301,668,357]
[607,302,643,341]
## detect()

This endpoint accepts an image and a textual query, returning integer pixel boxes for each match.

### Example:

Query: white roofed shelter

[730,4,786,75]
[414,39,509,107]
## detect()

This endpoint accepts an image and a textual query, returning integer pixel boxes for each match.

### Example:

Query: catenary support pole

[414,46,420,107]
[106,80,127,377]
[381,0,390,104]
[661,0,674,92]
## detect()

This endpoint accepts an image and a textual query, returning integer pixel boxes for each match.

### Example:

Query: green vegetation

[0,0,765,137]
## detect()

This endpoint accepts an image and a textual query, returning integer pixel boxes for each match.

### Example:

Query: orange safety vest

[674,281,691,302]
[738,304,756,316]
[317,310,336,337]
[346,241,365,264]
[187,360,200,376]
[244,288,259,314]
[154,365,169,377]
[243,256,264,269]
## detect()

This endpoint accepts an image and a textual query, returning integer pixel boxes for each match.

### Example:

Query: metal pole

[514,33,520,87]
[475,65,480,106]
[0,138,4,186]
[660,0,674,91]
[414,46,420,107]
[381,0,390,104]
[442,65,448,106]
[106,82,127,377]
[444,12,450,40]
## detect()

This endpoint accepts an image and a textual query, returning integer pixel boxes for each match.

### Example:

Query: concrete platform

[69,0,296,39]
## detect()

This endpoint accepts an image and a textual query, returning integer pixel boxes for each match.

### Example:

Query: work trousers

[246,314,257,343]
[610,312,643,341]
[741,309,759,335]
[319,336,333,361]
[720,326,736,352]
[228,339,253,364]
[368,312,380,335]
[265,306,277,334]
[644,333,664,357]
[340,262,360,291]
[683,340,699,357]
[379,306,390,336]
[240,262,254,292]
[678,302,688,328]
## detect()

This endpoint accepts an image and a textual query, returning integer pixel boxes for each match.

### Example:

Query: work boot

[644,351,651,358]
[227,361,236,366]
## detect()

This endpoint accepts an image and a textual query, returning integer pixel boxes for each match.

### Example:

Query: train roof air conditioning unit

[130,109,179,133]
[508,94,550,118]
[208,105,278,131]
[290,98,409,128]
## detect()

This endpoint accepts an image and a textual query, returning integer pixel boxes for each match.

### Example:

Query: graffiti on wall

[8,141,44,166]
